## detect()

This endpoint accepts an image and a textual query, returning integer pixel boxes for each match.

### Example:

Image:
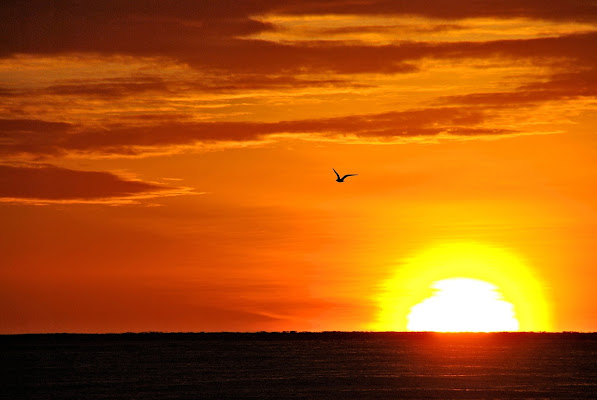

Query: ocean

[2,332,596,399]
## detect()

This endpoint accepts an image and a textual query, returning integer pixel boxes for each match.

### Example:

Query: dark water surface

[2,332,596,399]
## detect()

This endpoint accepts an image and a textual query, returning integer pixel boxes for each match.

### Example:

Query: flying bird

[333,168,358,182]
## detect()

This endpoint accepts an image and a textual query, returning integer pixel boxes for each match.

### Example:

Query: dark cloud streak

[0,164,186,203]
[29,75,361,98]
[0,108,519,157]
[43,77,170,98]
[442,68,597,105]
[272,0,597,22]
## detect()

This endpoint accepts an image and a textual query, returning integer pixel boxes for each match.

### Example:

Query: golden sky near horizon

[1,1,597,333]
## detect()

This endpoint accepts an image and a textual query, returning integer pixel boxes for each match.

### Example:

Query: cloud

[272,0,597,22]
[2,1,596,75]
[441,68,597,106]
[43,76,170,98]
[0,118,72,133]
[0,87,16,96]
[0,119,75,157]
[318,23,466,36]
[2,1,595,159]
[0,107,524,157]
[0,163,194,204]
[0,1,272,61]
[28,75,361,99]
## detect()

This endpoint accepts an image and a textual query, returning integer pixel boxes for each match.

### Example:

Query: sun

[407,278,519,332]
[372,242,550,332]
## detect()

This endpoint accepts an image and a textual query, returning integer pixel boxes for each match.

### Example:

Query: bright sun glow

[372,243,550,332]
[407,278,519,332]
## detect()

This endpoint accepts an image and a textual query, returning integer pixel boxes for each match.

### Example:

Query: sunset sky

[2,1,597,333]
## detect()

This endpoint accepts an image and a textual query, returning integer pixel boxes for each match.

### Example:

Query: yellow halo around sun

[371,242,550,332]
[407,278,519,332]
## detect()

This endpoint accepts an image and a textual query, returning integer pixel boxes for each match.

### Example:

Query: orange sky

[1,1,597,333]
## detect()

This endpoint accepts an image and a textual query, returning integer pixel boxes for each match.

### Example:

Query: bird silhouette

[333,168,358,182]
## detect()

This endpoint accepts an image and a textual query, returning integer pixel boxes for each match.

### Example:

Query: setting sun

[373,243,550,332]
[407,278,519,332]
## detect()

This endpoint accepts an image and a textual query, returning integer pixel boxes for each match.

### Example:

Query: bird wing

[333,168,340,179]
[342,174,358,179]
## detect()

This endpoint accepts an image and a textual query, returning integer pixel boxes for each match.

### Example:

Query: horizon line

[2,330,596,336]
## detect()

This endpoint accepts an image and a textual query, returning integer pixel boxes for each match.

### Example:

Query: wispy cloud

[1,107,529,158]
[442,68,597,106]
[0,164,196,204]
